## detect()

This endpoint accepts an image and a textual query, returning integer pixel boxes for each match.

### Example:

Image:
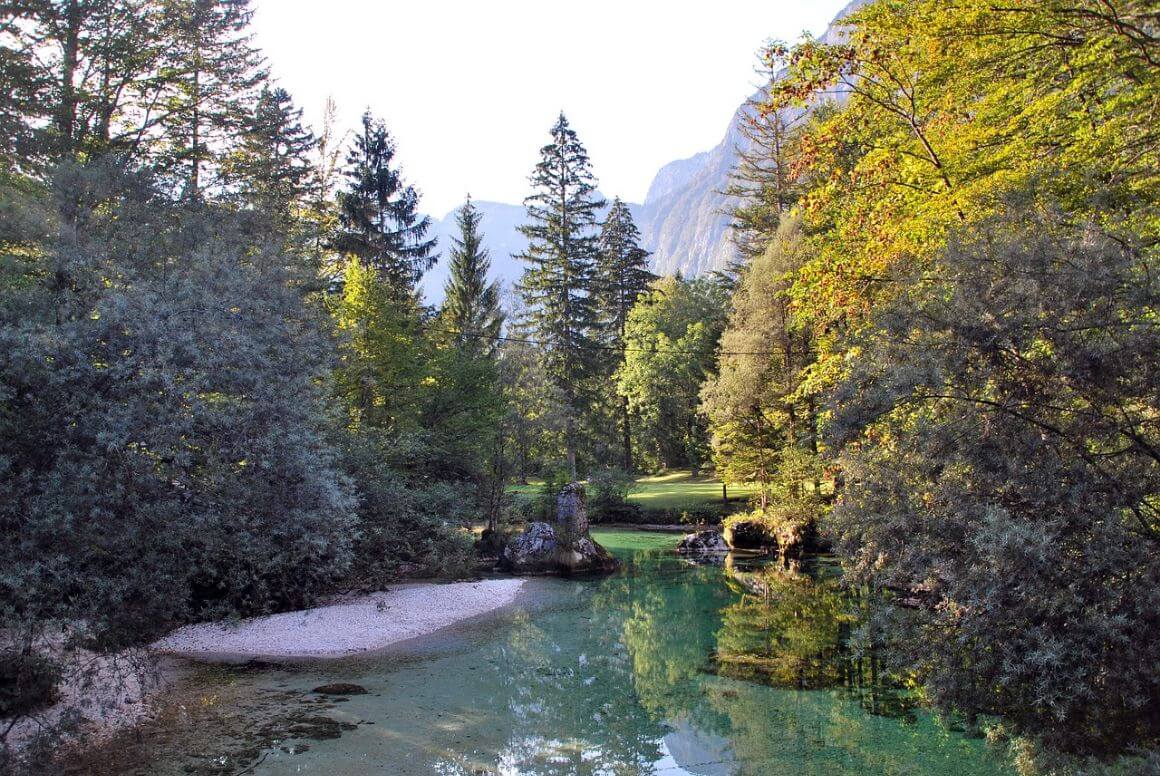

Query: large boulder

[501,483,619,574]
[724,519,777,550]
[676,530,729,555]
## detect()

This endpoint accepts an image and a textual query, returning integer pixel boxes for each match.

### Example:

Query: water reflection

[106,531,1010,775]
[713,558,917,722]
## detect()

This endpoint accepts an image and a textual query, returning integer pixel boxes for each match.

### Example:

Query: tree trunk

[566,414,577,480]
[620,394,632,472]
[57,0,81,156]
[190,64,201,198]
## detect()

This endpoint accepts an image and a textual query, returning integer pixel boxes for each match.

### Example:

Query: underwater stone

[311,683,368,696]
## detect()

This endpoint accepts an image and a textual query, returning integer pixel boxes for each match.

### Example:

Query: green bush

[588,467,641,522]
[524,466,570,522]
[476,522,523,556]
[341,434,477,584]
[588,467,635,507]
[679,504,726,526]
[0,177,356,650]
[627,504,727,526]
[591,502,644,524]
[0,653,59,719]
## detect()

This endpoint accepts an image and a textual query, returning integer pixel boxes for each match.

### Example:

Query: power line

[422,324,778,358]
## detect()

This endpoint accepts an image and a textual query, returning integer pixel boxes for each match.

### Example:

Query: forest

[0,1,1156,775]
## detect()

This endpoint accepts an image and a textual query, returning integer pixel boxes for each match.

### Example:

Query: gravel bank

[152,579,526,660]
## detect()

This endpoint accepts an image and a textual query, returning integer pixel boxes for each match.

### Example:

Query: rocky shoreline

[3,578,527,771]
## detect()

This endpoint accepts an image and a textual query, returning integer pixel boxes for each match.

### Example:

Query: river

[80,529,1014,775]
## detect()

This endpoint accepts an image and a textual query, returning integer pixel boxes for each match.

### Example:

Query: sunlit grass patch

[628,470,755,510]
[590,528,678,554]
[506,470,754,511]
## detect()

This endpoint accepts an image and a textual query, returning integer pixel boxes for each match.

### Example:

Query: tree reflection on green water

[117,529,1013,775]
[713,557,917,721]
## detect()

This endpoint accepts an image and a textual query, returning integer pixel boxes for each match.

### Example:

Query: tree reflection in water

[715,557,918,721]
[110,531,1011,775]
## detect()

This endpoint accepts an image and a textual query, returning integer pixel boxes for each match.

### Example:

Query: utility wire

[422,324,778,358]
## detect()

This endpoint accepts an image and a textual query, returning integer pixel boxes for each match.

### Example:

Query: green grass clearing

[506,470,755,511]
[628,470,754,510]
[590,528,680,554]
[505,481,544,501]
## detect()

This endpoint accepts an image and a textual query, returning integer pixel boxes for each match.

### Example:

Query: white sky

[252,0,850,216]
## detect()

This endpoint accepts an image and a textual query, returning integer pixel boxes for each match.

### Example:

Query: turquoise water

[102,530,1014,775]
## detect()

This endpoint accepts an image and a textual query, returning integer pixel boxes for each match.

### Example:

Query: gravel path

[152,579,526,659]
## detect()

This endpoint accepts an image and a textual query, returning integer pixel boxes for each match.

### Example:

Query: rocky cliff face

[635,0,865,277]
[635,89,761,278]
[420,0,865,303]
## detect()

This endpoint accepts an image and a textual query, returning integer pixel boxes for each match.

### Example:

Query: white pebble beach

[152,578,527,660]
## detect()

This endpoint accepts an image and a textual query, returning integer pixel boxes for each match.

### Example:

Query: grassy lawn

[506,481,544,501]
[590,528,680,554]
[628,470,754,510]
[507,470,754,511]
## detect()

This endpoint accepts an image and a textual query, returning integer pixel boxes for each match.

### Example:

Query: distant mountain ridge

[421,0,864,304]
[419,195,642,304]
[634,0,864,278]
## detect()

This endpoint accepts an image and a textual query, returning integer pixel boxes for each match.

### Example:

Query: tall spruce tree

[157,0,267,200]
[441,196,503,353]
[229,86,316,231]
[725,74,804,262]
[516,112,604,478]
[595,196,654,470]
[334,111,436,296]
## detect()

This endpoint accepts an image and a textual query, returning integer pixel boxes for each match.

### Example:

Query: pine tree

[334,111,436,297]
[595,196,654,470]
[724,57,805,266]
[441,196,503,353]
[229,86,316,230]
[516,112,605,478]
[157,0,267,200]
[0,0,165,171]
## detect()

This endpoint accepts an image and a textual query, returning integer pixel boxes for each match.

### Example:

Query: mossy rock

[724,519,777,550]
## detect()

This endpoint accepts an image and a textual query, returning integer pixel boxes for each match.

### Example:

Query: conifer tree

[230,86,316,230]
[516,112,605,478]
[157,0,267,200]
[441,196,503,353]
[0,0,164,171]
[725,92,803,262]
[305,97,347,267]
[595,196,654,470]
[717,57,807,291]
[334,111,436,296]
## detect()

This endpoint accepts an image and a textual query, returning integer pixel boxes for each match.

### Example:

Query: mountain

[635,0,864,277]
[419,0,864,302]
[635,125,748,278]
[419,195,643,305]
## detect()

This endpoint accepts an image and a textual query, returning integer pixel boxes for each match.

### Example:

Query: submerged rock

[311,683,367,696]
[501,483,619,574]
[286,713,358,740]
[676,530,729,555]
